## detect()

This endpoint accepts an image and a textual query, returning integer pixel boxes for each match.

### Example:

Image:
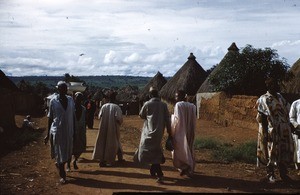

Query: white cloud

[0,0,299,76]
[123,53,141,63]
[271,40,300,47]
[103,50,118,64]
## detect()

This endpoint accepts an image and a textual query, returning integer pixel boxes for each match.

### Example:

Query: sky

[0,0,299,77]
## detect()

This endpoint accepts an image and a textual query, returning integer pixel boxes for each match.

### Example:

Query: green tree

[208,45,291,96]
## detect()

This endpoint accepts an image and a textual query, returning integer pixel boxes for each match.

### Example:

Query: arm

[44,117,53,145]
[44,100,53,145]
[164,104,172,136]
[289,101,299,129]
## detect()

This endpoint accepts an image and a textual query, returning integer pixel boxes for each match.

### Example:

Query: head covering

[149,86,158,98]
[26,115,31,120]
[75,92,83,98]
[56,81,67,88]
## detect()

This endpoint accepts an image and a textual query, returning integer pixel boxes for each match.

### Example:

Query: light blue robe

[48,94,75,163]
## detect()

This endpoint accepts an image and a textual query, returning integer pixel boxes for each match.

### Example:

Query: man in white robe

[92,91,124,167]
[289,98,300,175]
[44,81,75,184]
[134,87,171,183]
[171,89,196,177]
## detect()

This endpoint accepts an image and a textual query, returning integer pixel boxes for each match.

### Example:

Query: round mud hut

[139,71,167,104]
[197,42,239,93]
[159,53,207,103]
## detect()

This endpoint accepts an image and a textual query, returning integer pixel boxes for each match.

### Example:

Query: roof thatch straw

[139,71,167,102]
[0,70,19,91]
[197,42,239,93]
[282,58,300,95]
[159,53,207,103]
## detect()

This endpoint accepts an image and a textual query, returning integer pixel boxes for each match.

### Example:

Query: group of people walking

[44,81,197,184]
[44,78,300,185]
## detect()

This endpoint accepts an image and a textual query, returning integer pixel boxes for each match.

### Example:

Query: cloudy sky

[0,0,299,77]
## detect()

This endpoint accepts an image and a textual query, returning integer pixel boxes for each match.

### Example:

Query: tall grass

[194,137,257,164]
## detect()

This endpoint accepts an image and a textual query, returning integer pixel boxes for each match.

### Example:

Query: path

[1,115,299,194]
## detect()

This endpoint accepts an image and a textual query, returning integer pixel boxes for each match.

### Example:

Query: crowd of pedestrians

[44,80,299,185]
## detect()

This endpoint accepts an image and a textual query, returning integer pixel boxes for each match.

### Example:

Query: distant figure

[22,115,37,130]
[256,77,294,183]
[84,94,96,129]
[92,90,124,167]
[289,98,300,175]
[171,89,196,177]
[44,81,75,184]
[125,103,130,116]
[66,92,86,171]
[133,87,172,183]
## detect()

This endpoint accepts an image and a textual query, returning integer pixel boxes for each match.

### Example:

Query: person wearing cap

[44,81,75,184]
[92,90,125,167]
[66,92,86,171]
[255,77,294,183]
[133,87,172,184]
[170,89,196,177]
[289,98,300,175]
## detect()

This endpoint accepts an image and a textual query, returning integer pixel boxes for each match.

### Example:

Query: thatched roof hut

[159,53,207,103]
[282,58,300,95]
[0,70,19,92]
[139,71,167,102]
[0,70,17,131]
[197,42,239,93]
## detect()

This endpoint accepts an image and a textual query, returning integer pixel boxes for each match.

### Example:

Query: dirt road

[1,115,299,194]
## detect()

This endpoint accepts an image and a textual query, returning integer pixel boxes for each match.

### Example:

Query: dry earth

[1,115,300,194]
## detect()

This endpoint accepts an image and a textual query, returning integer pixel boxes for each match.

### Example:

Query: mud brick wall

[197,92,258,130]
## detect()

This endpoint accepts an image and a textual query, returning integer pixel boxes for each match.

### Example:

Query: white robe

[92,103,123,164]
[171,101,196,174]
[48,94,75,163]
[289,99,300,164]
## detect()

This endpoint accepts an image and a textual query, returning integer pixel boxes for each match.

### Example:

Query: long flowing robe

[171,101,196,174]
[73,105,86,157]
[289,99,300,164]
[134,97,171,164]
[48,94,75,164]
[256,91,294,167]
[92,103,123,164]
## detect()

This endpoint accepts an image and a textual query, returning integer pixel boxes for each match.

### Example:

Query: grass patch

[194,137,257,164]
[194,137,221,150]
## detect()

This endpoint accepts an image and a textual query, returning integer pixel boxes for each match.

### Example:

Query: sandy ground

[0,115,300,194]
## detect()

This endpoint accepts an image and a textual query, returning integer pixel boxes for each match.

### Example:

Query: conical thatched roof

[282,58,300,95]
[159,53,207,102]
[197,42,239,93]
[0,70,19,91]
[139,71,167,102]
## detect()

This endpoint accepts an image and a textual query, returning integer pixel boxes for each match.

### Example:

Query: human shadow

[67,175,166,191]
[168,172,300,193]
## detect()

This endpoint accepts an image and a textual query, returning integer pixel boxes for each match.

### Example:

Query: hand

[44,135,49,145]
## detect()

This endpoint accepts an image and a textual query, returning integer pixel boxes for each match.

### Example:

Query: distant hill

[8,75,155,90]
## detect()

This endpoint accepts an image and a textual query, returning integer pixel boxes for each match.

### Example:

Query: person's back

[92,91,124,167]
[140,98,169,134]
[134,87,171,183]
[171,90,196,177]
[289,98,300,175]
